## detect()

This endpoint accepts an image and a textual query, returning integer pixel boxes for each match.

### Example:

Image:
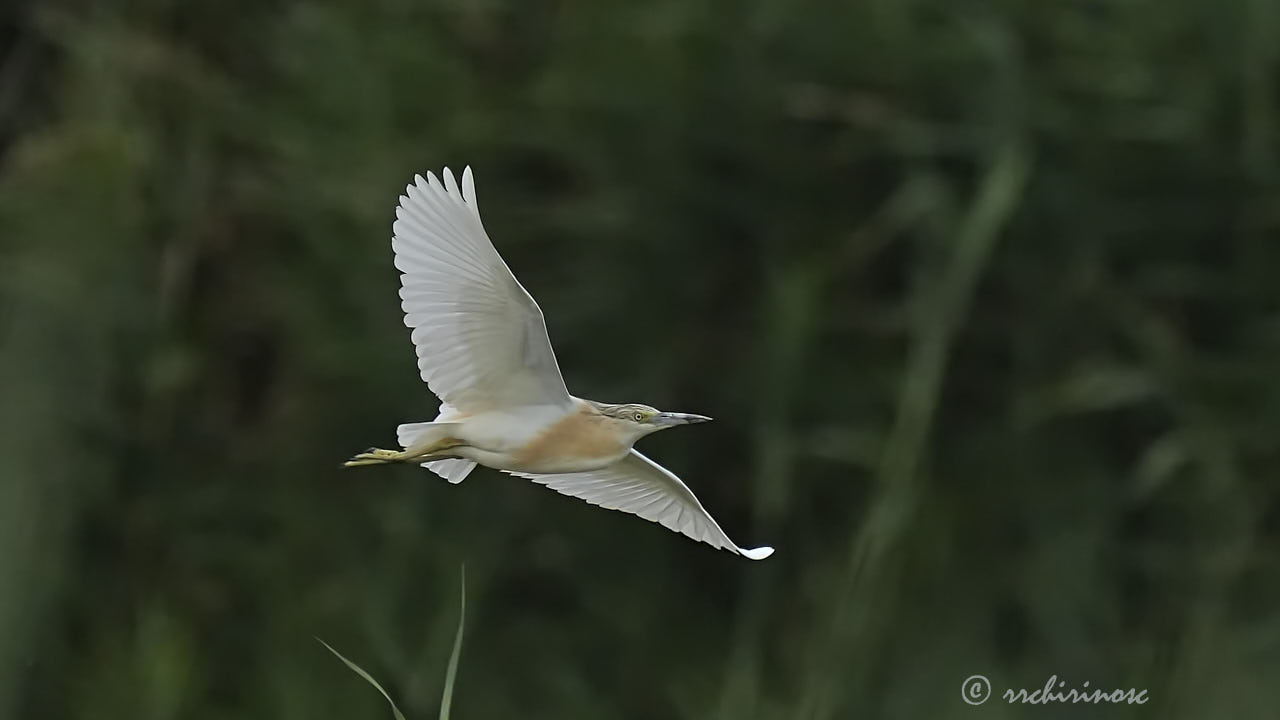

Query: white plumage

[362,165,773,560]
[510,451,774,560]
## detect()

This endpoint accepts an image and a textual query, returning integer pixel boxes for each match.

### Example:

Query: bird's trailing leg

[343,437,465,468]
[343,447,405,467]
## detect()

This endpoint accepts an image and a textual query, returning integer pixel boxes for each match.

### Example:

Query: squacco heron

[345,166,772,560]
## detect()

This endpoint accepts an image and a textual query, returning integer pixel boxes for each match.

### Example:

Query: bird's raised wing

[393,167,572,413]
[508,450,773,559]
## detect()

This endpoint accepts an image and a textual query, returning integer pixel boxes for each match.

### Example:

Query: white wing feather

[509,450,774,560]
[393,167,571,413]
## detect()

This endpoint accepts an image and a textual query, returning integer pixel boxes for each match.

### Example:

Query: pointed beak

[655,412,713,426]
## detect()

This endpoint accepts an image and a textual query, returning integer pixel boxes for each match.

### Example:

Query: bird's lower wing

[506,449,773,560]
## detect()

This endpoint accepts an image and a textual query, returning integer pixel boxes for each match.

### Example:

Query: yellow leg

[343,447,407,468]
[342,438,465,468]
[401,436,464,463]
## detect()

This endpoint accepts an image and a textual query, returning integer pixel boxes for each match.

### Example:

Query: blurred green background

[3,0,1279,718]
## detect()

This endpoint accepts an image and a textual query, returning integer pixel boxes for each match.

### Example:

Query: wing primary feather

[403,186,488,267]
[510,450,773,560]
[408,176,479,249]
[461,166,479,212]
[442,167,465,203]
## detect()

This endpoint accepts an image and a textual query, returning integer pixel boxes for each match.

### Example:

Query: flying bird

[345,166,772,560]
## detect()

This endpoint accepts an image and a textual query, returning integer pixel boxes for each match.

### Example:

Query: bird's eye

[633,412,645,422]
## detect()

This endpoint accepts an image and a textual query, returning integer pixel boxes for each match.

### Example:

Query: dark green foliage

[2,0,1278,717]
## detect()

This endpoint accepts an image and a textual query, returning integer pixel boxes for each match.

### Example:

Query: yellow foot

[342,447,405,468]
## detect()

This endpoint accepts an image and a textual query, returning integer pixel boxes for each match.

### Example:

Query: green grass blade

[439,564,466,720]
[316,638,408,720]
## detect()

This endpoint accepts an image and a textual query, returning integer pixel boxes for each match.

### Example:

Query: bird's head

[589,401,712,443]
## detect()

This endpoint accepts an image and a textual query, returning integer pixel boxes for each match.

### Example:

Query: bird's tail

[397,421,476,484]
